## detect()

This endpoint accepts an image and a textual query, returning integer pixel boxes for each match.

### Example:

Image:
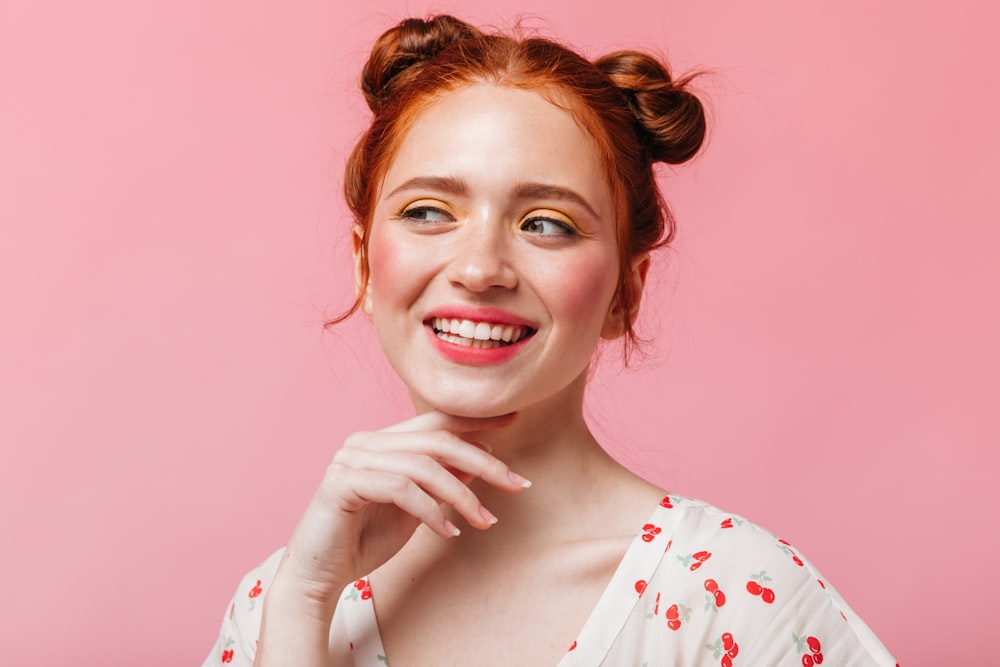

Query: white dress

[204,494,897,666]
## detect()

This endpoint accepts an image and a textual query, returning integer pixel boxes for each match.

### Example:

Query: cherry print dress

[204,495,897,666]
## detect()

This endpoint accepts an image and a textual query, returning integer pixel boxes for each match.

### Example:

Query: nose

[445,219,518,292]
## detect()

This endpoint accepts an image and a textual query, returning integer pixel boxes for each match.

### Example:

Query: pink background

[1,0,996,664]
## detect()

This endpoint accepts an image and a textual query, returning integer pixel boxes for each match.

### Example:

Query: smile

[429,317,535,349]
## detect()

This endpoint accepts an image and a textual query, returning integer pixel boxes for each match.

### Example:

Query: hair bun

[595,51,706,165]
[361,15,481,114]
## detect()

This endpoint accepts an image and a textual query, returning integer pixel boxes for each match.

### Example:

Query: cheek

[366,228,407,308]
[541,252,619,326]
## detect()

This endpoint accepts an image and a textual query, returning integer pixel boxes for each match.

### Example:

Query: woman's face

[360,83,634,418]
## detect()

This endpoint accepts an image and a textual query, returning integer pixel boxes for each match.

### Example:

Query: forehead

[379,84,613,212]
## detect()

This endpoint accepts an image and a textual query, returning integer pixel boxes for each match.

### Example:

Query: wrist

[265,565,349,625]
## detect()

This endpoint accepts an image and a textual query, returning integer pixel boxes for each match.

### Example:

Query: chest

[367,543,629,667]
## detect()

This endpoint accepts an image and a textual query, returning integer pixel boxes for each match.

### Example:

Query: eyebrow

[385,176,601,220]
[386,176,467,199]
[514,182,600,220]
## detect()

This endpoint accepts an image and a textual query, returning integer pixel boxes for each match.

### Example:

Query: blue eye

[521,217,576,236]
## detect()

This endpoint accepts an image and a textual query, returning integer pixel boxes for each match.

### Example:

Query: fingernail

[444,519,461,537]
[508,470,532,488]
[470,441,493,453]
[480,506,498,525]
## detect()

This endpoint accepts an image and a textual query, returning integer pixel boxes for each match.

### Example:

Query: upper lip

[423,305,537,329]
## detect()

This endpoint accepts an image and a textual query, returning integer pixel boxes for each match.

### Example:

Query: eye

[520,216,577,237]
[398,204,454,224]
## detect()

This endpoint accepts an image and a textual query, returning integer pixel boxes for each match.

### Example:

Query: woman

[207,15,896,666]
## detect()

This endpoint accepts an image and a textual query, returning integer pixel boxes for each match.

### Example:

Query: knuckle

[324,460,348,480]
[480,455,509,481]
[342,430,377,451]
[414,454,441,476]
[420,493,442,516]
[429,429,454,443]
[342,432,364,448]
[384,474,412,495]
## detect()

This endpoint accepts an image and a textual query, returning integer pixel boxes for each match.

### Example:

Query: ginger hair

[336,15,706,357]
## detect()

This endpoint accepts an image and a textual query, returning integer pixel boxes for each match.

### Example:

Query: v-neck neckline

[338,497,677,666]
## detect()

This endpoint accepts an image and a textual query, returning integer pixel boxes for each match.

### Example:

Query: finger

[335,449,497,529]
[330,466,462,538]
[339,430,531,493]
[380,409,517,434]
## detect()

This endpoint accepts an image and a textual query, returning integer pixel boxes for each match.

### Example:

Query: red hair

[337,15,706,357]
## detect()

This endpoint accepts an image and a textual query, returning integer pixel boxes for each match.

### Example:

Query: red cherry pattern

[704,578,727,610]
[677,550,712,570]
[568,640,577,651]
[660,495,674,508]
[794,633,824,666]
[666,603,681,631]
[663,601,692,630]
[247,579,264,611]
[220,637,236,664]
[722,632,739,656]
[248,580,262,599]
[635,579,647,595]
[746,570,775,604]
[777,538,805,567]
[641,523,662,542]
[352,578,373,601]
[705,631,740,665]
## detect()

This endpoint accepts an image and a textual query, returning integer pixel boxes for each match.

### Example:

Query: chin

[411,390,520,420]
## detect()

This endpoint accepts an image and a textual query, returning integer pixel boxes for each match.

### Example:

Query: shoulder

[622,495,897,665]
[201,548,285,667]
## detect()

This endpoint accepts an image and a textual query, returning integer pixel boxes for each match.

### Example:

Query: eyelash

[397,205,453,223]
[520,217,578,237]
[395,206,579,238]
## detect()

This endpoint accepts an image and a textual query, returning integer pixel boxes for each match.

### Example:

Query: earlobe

[601,253,651,340]
[352,225,374,316]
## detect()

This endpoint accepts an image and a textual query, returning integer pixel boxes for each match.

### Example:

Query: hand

[269,410,528,617]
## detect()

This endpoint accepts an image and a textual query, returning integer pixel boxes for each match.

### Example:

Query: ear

[601,252,651,339]
[352,224,374,316]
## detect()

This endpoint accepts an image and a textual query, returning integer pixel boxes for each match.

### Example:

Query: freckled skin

[361,84,624,419]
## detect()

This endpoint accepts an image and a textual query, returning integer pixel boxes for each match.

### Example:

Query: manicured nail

[444,519,461,537]
[480,506,499,525]
[470,441,493,453]
[508,470,532,488]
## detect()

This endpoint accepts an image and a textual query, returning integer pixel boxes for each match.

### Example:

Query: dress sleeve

[202,548,285,667]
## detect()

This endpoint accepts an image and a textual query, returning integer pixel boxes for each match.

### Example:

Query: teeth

[435,332,504,349]
[473,322,492,340]
[431,317,531,347]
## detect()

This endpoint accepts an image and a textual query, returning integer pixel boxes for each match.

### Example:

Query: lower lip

[426,326,529,365]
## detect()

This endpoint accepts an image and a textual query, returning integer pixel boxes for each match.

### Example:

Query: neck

[410,370,635,555]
